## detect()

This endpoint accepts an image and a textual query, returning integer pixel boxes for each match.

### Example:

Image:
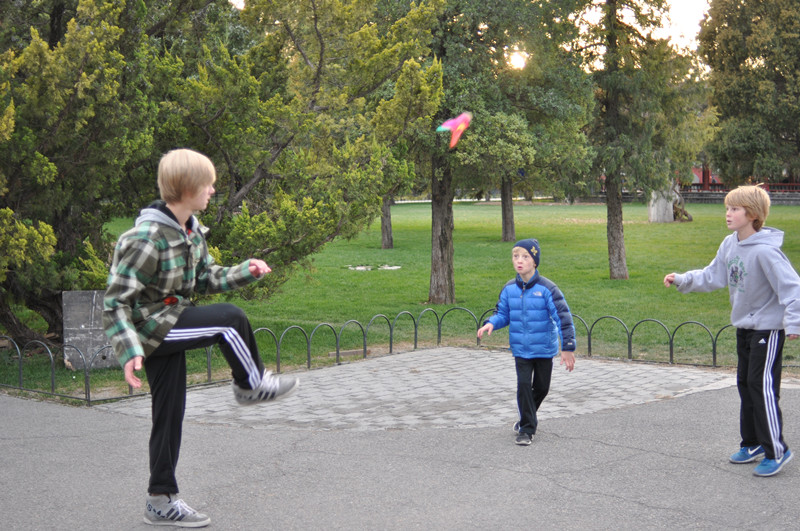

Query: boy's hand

[249,259,271,278]
[124,356,143,388]
[477,323,494,338]
[663,273,676,287]
[560,351,575,372]
[788,334,799,340]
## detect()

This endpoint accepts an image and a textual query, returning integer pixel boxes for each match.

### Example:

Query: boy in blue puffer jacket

[478,238,577,445]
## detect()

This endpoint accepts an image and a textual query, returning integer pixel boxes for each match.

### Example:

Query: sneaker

[729,445,765,464]
[753,449,793,477]
[233,369,299,405]
[144,494,210,527]
[515,433,532,446]
[513,421,520,434]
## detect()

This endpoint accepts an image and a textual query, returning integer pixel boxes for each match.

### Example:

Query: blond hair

[724,185,770,231]
[157,149,216,203]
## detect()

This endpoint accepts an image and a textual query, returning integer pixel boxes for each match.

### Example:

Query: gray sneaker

[144,494,210,527]
[515,433,532,446]
[233,369,299,405]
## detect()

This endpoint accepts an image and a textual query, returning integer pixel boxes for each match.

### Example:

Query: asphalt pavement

[3,346,800,530]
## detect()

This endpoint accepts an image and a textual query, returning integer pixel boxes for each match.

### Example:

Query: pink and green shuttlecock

[437,112,472,148]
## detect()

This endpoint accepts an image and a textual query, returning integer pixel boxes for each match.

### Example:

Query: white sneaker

[232,369,299,405]
[144,494,210,527]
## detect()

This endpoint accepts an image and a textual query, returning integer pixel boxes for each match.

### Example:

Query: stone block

[62,290,117,370]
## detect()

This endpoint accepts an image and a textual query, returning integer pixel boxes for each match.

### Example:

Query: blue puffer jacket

[486,270,577,358]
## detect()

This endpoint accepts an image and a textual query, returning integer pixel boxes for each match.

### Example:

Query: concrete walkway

[3,347,800,530]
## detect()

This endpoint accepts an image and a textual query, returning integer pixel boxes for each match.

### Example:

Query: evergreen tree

[422,0,593,303]
[700,0,800,184]
[576,0,710,279]
[0,0,444,341]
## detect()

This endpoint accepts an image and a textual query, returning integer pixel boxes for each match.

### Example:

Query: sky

[659,0,711,49]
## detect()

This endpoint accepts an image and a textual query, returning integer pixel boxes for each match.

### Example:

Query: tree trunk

[600,0,628,280]
[47,2,67,49]
[381,195,394,249]
[24,289,63,339]
[500,175,515,242]
[0,291,50,344]
[605,172,629,279]
[429,162,455,304]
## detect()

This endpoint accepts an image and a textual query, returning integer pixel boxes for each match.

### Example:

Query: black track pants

[145,303,265,494]
[736,328,788,460]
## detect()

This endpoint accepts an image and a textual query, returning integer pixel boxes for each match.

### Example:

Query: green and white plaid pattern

[103,214,256,368]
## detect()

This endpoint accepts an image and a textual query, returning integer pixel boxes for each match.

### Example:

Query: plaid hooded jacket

[102,201,258,368]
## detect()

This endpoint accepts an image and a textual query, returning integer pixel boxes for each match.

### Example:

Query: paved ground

[3,346,800,530]
[97,347,739,432]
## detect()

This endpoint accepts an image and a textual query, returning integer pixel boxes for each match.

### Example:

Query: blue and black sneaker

[729,445,765,464]
[753,449,793,477]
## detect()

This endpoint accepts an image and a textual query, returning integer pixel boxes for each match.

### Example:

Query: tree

[481,36,595,238]
[699,0,800,185]
[0,0,444,341]
[575,0,710,279]
[0,1,241,341]
[421,0,593,303]
[0,0,153,341]
[186,0,444,295]
[456,113,538,241]
[0,1,77,50]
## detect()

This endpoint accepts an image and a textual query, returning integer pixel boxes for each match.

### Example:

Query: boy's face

[184,178,216,212]
[725,204,754,233]
[512,247,536,279]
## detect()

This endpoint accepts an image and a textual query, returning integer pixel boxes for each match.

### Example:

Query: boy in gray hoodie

[664,185,800,477]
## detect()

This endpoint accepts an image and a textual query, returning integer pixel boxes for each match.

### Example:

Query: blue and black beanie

[514,238,540,267]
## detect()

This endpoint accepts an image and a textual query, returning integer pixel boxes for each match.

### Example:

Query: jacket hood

[740,226,784,248]
[135,200,200,234]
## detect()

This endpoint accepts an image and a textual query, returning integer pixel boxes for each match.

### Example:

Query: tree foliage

[699,0,800,184]
[192,0,444,295]
[0,0,443,341]
[0,0,152,340]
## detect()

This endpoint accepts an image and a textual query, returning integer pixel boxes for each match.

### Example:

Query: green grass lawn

[4,200,800,401]
[241,200,800,369]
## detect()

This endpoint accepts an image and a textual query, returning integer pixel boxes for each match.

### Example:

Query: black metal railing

[3,308,796,406]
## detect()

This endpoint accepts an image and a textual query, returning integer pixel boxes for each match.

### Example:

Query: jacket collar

[515,270,540,290]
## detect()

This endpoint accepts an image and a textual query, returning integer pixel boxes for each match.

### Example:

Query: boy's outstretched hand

[560,351,575,372]
[663,273,676,287]
[249,259,271,278]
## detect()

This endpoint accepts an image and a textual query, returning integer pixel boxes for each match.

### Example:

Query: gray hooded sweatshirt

[673,227,800,336]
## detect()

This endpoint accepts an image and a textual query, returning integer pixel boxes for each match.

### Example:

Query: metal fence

[2,307,796,406]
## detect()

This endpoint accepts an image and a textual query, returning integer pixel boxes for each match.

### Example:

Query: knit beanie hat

[514,238,540,267]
